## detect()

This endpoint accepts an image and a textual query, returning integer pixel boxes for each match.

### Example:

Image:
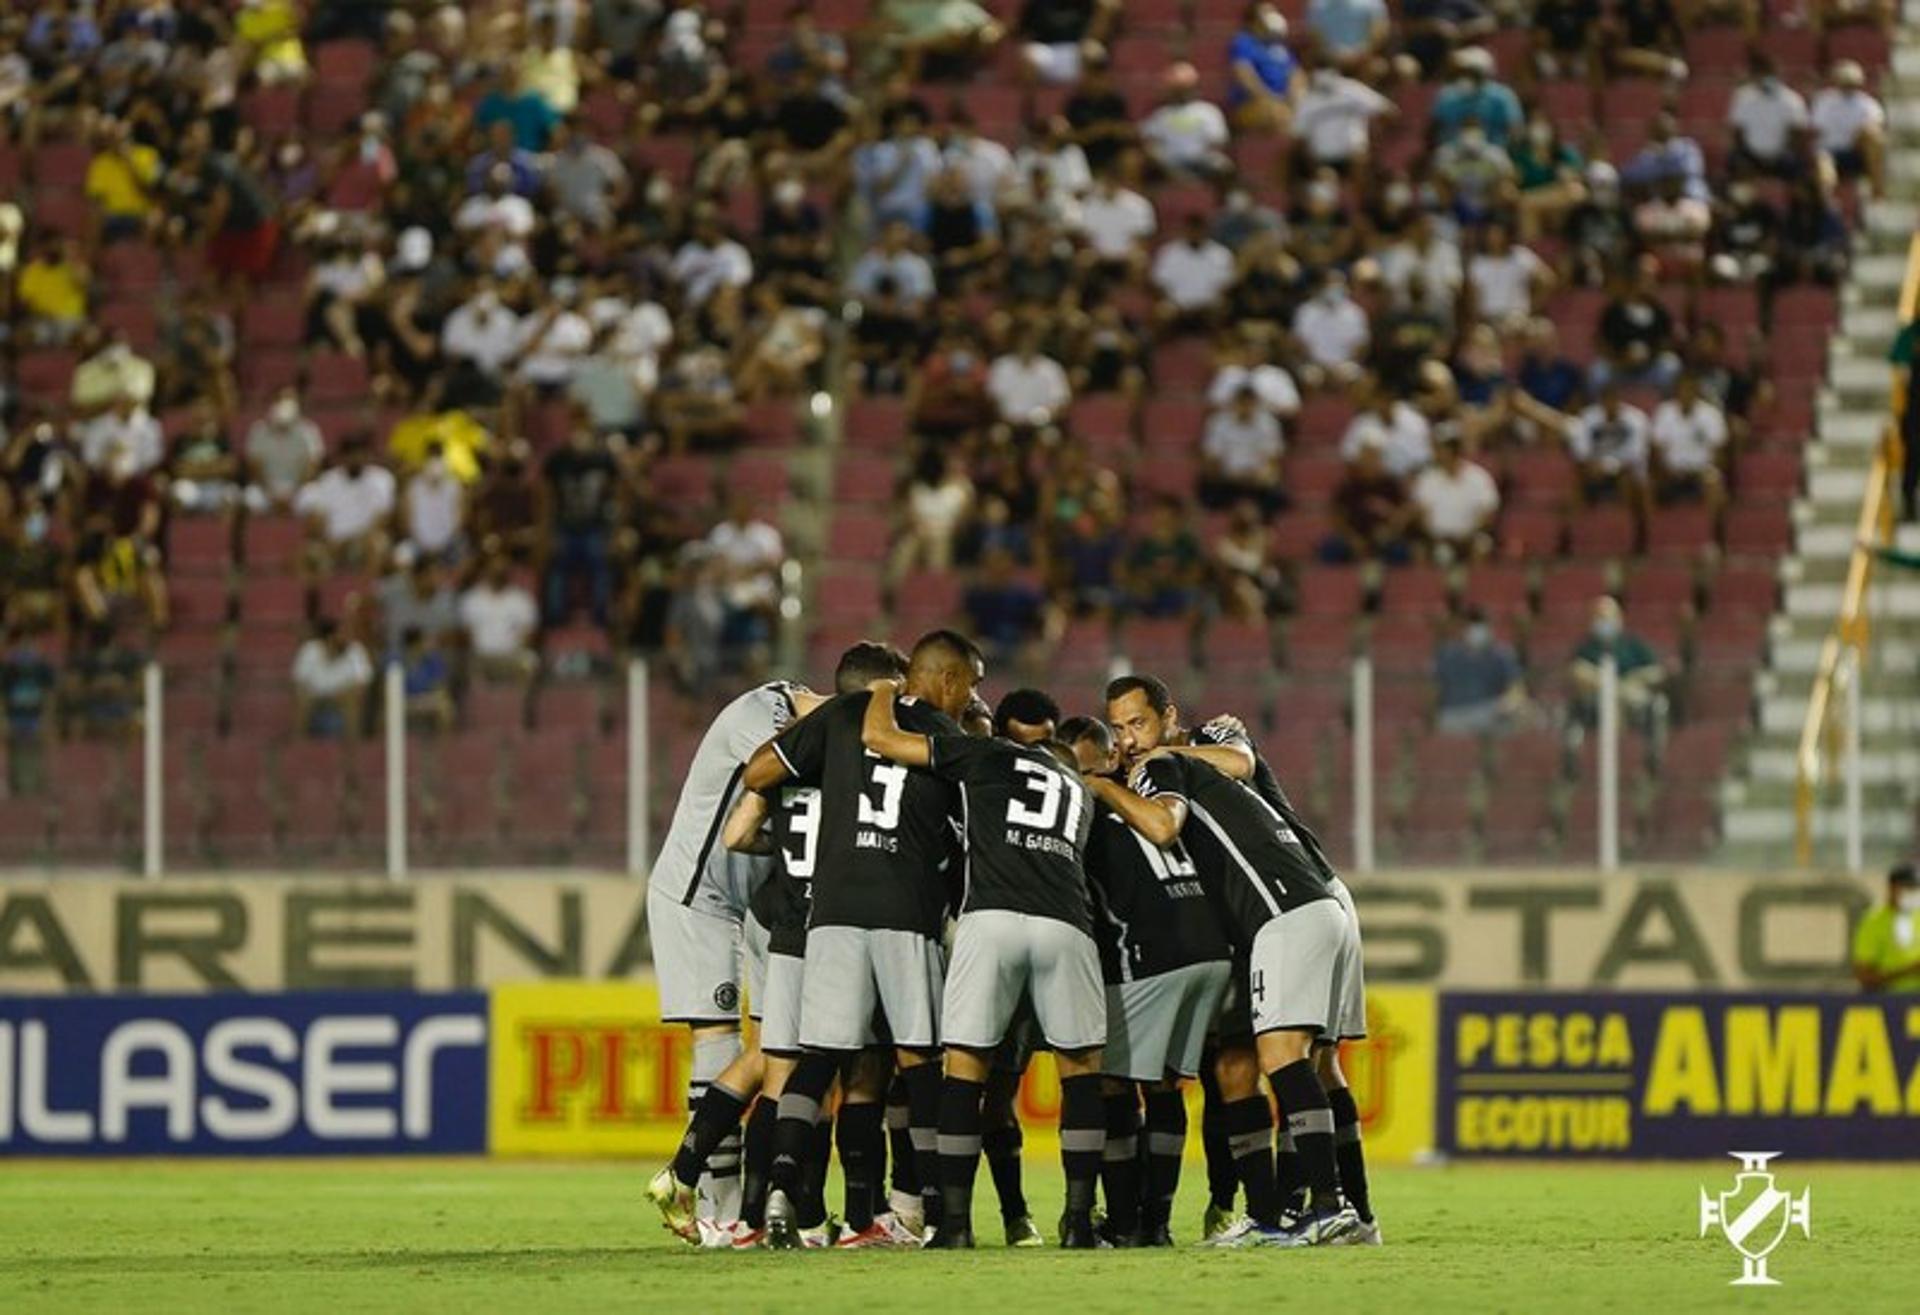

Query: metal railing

[1792,233,1919,867]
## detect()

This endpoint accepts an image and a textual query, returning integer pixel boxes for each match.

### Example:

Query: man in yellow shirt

[15,235,90,341]
[1852,863,1920,992]
[84,117,161,239]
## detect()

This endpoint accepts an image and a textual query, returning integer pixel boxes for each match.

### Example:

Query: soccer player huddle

[645,630,1377,1251]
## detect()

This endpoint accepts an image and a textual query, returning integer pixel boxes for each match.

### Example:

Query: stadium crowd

[0,0,1896,857]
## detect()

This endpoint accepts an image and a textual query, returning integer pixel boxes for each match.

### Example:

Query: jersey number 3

[857,758,908,831]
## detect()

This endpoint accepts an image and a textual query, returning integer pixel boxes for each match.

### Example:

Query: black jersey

[770,692,961,937]
[925,733,1095,934]
[1084,798,1231,984]
[1191,719,1345,881]
[1131,753,1335,950]
[748,785,819,958]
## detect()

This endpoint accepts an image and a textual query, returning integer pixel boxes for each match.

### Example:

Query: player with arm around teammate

[1166,710,1379,1241]
[648,642,912,1248]
[862,681,1111,1249]
[1061,716,1232,1248]
[1092,674,1365,1247]
[741,631,984,1250]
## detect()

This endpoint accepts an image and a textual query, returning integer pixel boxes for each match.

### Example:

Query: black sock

[671,1082,748,1188]
[1223,1095,1277,1226]
[1058,1074,1105,1220]
[1142,1088,1188,1232]
[1274,1124,1307,1215]
[1100,1089,1142,1237]
[770,1055,836,1226]
[936,1076,985,1235]
[836,1101,885,1232]
[1327,1085,1372,1223]
[902,1060,945,1230]
[885,1075,915,1206]
[740,1098,777,1230]
[1270,1061,1342,1214]
[982,1124,1027,1222]
[1199,1060,1237,1212]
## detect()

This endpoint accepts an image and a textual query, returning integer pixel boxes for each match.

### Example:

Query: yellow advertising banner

[486,977,1438,1164]
[489,980,690,1157]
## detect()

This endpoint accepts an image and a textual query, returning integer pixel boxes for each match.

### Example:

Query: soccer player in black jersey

[1061,716,1233,1247]
[862,682,1109,1249]
[977,687,1063,1248]
[1093,675,1365,1247]
[740,631,984,1250]
[649,642,908,1249]
[1174,711,1379,1243]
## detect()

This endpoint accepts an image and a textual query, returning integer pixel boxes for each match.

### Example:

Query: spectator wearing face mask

[296,434,397,577]
[401,442,466,563]
[1432,607,1525,735]
[246,389,325,512]
[1199,385,1286,515]
[1729,52,1810,179]
[1290,270,1370,389]
[1227,3,1300,134]
[1853,865,1920,993]
[1567,595,1667,745]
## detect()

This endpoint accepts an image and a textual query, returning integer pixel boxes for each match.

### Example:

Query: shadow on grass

[16,1247,704,1275]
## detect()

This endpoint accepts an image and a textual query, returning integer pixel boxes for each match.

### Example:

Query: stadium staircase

[1718,5,1920,869]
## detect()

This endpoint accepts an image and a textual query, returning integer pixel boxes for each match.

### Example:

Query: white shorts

[1103,960,1233,1083]
[757,950,805,1057]
[1325,877,1368,1041]
[647,885,764,1025]
[941,910,1106,1053]
[799,925,945,1051]
[1247,899,1361,1040]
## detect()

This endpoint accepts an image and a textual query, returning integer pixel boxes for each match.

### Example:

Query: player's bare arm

[860,681,932,767]
[1087,775,1187,848]
[1164,740,1255,780]
[723,789,775,855]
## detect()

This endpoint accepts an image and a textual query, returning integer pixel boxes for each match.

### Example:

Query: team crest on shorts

[713,982,740,1012]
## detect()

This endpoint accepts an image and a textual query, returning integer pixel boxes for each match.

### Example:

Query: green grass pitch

[1,1160,1913,1313]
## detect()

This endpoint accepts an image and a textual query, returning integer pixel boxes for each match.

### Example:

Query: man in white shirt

[454,163,537,251]
[1075,176,1157,272]
[1292,66,1394,169]
[1810,59,1885,197]
[986,330,1072,430]
[1376,211,1463,308]
[460,553,540,681]
[589,290,674,395]
[512,287,594,390]
[1728,53,1809,177]
[1341,381,1433,478]
[1290,271,1370,387]
[704,495,785,656]
[1140,61,1231,180]
[1411,428,1499,562]
[78,395,164,473]
[295,437,397,572]
[669,210,753,307]
[1466,221,1549,332]
[1649,373,1729,512]
[1200,385,1286,514]
[292,619,373,738]
[1565,382,1652,512]
[441,282,523,379]
[1150,214,1236,325]
[403,443,465,561]
[1208,340,1301,421]
[941,110,1017,207]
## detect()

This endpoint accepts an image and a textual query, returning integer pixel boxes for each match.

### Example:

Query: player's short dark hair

[834,641,908,694]
[1059,716,1112,754]
[1892,863,1918,889]
[911,628,985,674]
[1105,674,1172,715]
[1039,739,1079,771]
[995,687,1061,736]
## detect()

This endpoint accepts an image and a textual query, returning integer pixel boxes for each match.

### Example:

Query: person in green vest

[1852,863,1920,992]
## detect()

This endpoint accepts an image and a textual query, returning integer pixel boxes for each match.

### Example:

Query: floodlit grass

[0,1159,1911,1313]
